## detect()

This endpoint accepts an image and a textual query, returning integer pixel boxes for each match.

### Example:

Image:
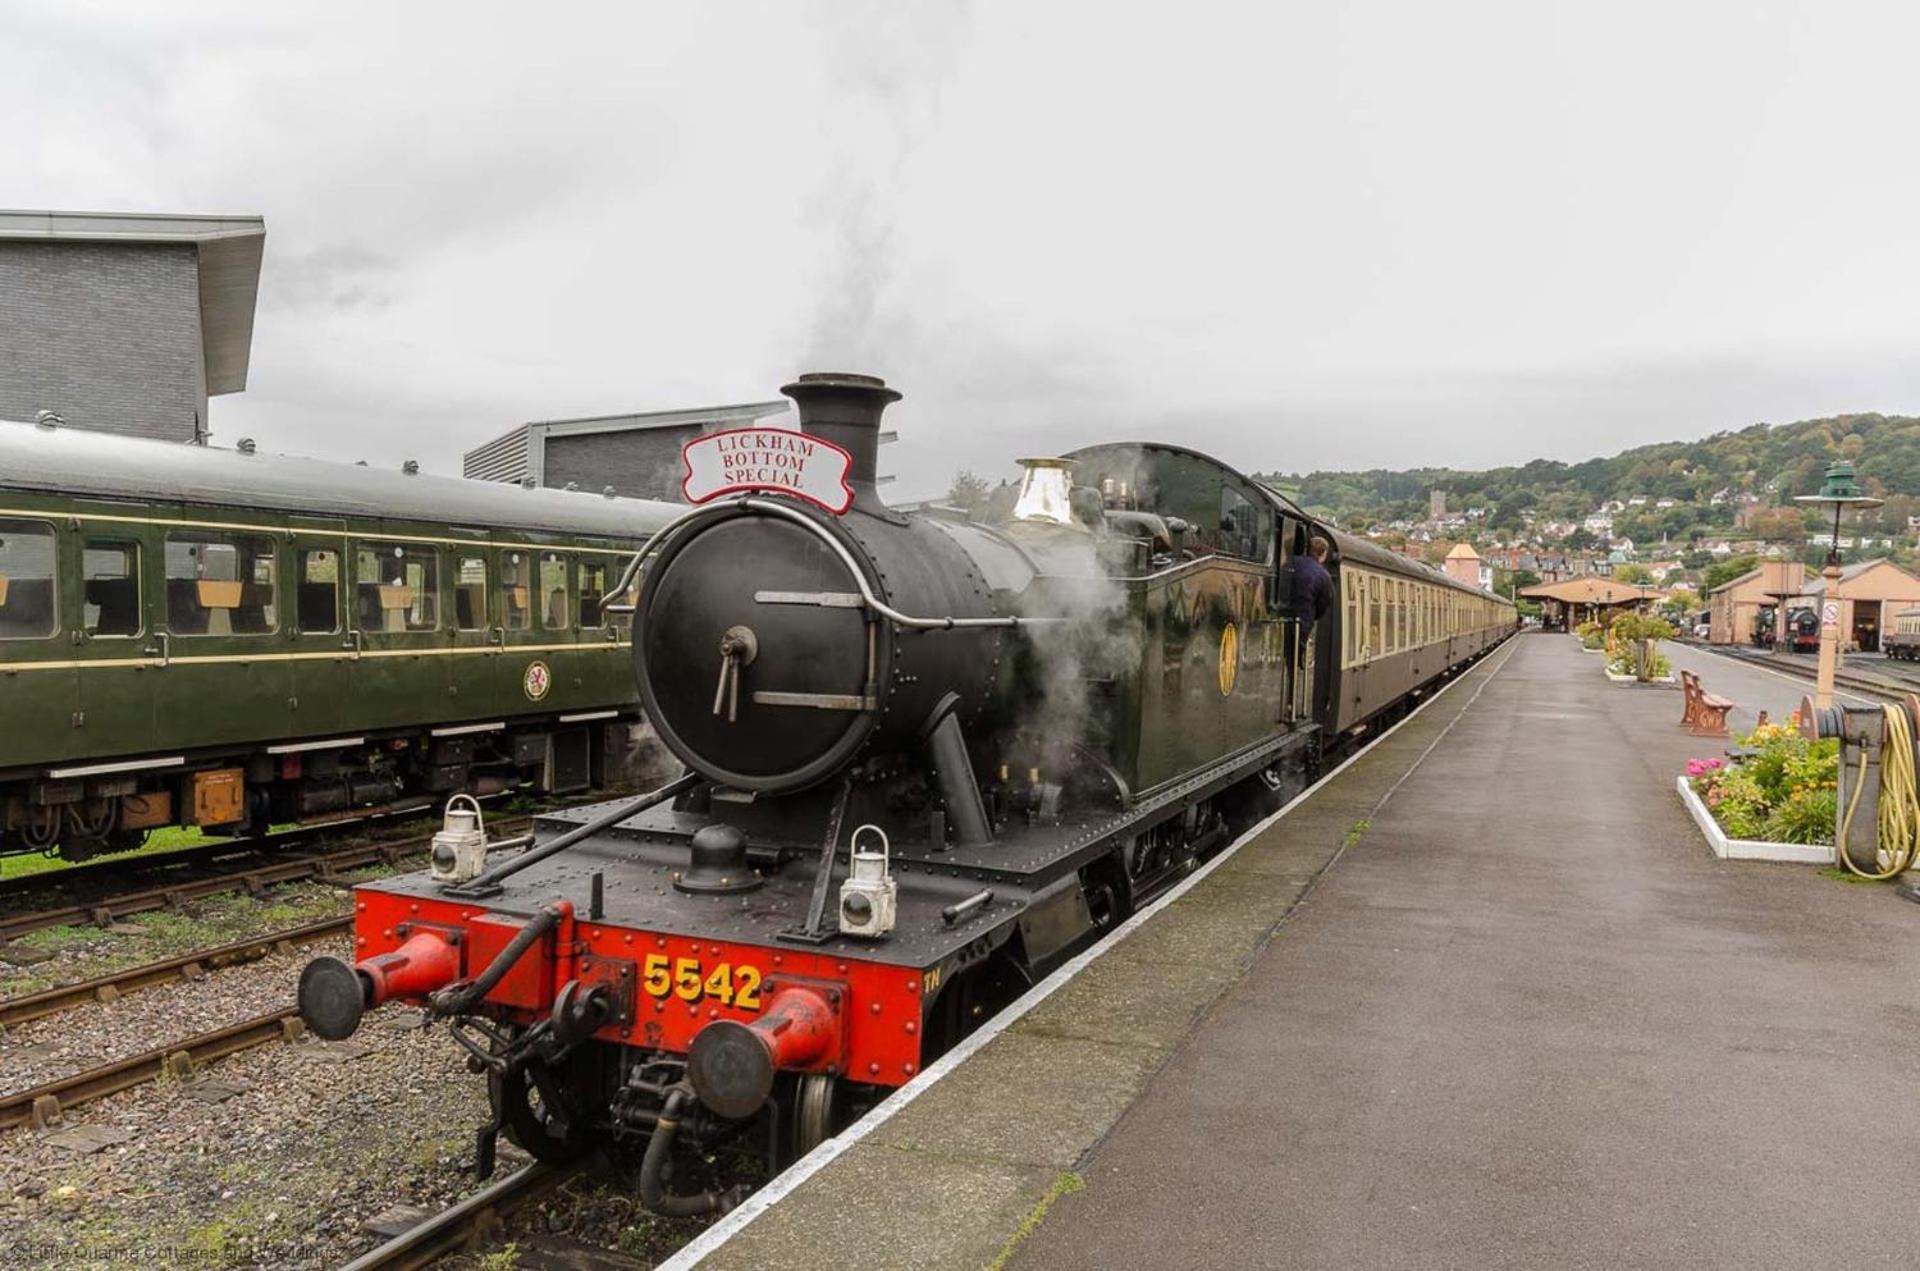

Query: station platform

[679,634,1920,1270]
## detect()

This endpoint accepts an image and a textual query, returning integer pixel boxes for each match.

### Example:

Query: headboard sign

[682,427,854,515]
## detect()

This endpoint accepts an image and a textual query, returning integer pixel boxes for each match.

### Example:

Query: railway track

[0,818,529,944]
[339,1161,582,1271]
[0,1004,302,1131]
[1698,644,1920,705]
[0,914,350,1028]
[0,801,446,903]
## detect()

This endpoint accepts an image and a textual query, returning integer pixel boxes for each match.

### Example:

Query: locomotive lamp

[1795,460,1882,711]
[838,824,897,938]
[429,795,489,884]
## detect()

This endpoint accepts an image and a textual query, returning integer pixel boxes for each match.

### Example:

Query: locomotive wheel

[792,1073,838,1159]
[489,1055,595,1163]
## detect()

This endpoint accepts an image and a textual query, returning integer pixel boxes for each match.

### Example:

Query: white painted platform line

[1674,775,1834,866]
[660,638,1523,1271]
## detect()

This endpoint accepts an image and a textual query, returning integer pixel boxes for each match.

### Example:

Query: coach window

[295,547,340,634]
[454,555,488,631]
[355,543,438,633]
[83,541,141,637]
[167,533,277,635]
[578,559,610,628]
[500,551,531,631]
[1367,574,1384,656]
[1343,572,1360,666]
[539,551,569,629]
[0,520,58,640]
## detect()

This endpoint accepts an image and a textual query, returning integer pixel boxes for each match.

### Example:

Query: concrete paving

[693,635,1920,1269]
[1017,635,1920,1270]
[1660,640,1878,733]
[696,641,1517,1271]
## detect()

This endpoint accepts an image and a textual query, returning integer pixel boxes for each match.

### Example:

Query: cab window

[1218,487,1265,561]
[83,540,141,637]
[0,520,58,639]
[355,543,438,632]
[167,533,277,635]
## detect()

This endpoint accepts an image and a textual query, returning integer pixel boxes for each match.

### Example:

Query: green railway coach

[0,420,678,862]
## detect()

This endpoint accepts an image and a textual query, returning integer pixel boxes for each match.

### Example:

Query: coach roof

[0,418,677,539]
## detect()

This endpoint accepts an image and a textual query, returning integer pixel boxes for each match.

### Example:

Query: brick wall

[0,241,206,442]
[544,426,703,501]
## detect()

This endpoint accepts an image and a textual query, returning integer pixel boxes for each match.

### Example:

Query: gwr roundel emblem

[523,660,552,702]
[1218,622,1239,696]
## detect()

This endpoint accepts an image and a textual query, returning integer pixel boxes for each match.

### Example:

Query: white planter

[1606,668,1677,684]
[1674,775,1834,865]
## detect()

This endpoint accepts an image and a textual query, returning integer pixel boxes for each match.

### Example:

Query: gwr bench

[1680,669,1734,738]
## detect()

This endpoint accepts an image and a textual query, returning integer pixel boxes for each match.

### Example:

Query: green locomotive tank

[0,420,678,862]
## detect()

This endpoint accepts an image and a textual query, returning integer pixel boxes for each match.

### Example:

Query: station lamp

[1795,459,1883,710]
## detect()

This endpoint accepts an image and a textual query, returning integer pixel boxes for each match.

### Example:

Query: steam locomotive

[299,373,1514,1213]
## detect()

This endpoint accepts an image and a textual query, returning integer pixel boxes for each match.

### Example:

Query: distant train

[1751,603,1819,654]
[301,372,1517,1211]
[1884,607,1920,660]
[0,420,679,862]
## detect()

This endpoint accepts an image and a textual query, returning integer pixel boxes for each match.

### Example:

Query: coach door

[71,521,156,763]
[349,538,450,733]
[287,530,357,738]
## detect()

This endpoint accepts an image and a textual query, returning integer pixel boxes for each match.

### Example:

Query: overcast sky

[5,1,1918,500]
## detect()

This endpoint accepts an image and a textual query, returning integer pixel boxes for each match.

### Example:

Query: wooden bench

[1679,669,1734,737]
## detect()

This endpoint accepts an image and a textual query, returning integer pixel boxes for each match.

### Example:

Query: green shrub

[1690,721,1839,844]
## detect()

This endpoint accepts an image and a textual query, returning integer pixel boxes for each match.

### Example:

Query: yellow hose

[1837,704,1920,880]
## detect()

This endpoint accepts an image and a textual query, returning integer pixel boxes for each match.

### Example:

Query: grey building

[464,401,797,501]
[0,209,265,443]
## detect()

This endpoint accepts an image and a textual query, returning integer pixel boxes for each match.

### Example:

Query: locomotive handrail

[601,494,1068,630]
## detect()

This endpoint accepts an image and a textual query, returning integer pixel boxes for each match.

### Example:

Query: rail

[0,915,350,1027]
[0,1005,301,1130]
[337,1161,583,1271]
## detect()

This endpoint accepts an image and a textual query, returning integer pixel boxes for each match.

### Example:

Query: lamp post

[1795,460,1883,711]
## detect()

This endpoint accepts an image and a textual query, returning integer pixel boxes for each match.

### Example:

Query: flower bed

[1678,723,1838,864]
[1605,647,1674,684]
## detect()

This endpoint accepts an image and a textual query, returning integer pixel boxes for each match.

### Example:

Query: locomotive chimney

[781,372,901,510]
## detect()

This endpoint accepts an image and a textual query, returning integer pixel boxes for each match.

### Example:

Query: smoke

[800,0,975,370]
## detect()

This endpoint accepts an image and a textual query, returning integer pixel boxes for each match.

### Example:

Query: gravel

[0,940,335,1098]
[0,875,390,1001]
[0,997,497,1268]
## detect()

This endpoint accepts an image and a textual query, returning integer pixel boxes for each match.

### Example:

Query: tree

[946,470,992,514]
[1614,563,1653,585]
[1567,528,1596,551]
[1703,554,1760,592]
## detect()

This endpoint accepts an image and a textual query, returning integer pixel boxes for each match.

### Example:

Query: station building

[1519,575,1660,631]
[1792,559,1920,653]
[0,209,265,442]
[1706,559,1807,646]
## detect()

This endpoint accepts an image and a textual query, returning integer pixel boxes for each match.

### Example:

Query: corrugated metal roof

[0,419,678,539]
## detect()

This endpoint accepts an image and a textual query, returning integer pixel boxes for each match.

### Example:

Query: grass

[1818,865,1884,885]
[990,1172,1085,1270]
[0,824,234,883]
[0,878,358,997]
[1342,818,1371,850]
